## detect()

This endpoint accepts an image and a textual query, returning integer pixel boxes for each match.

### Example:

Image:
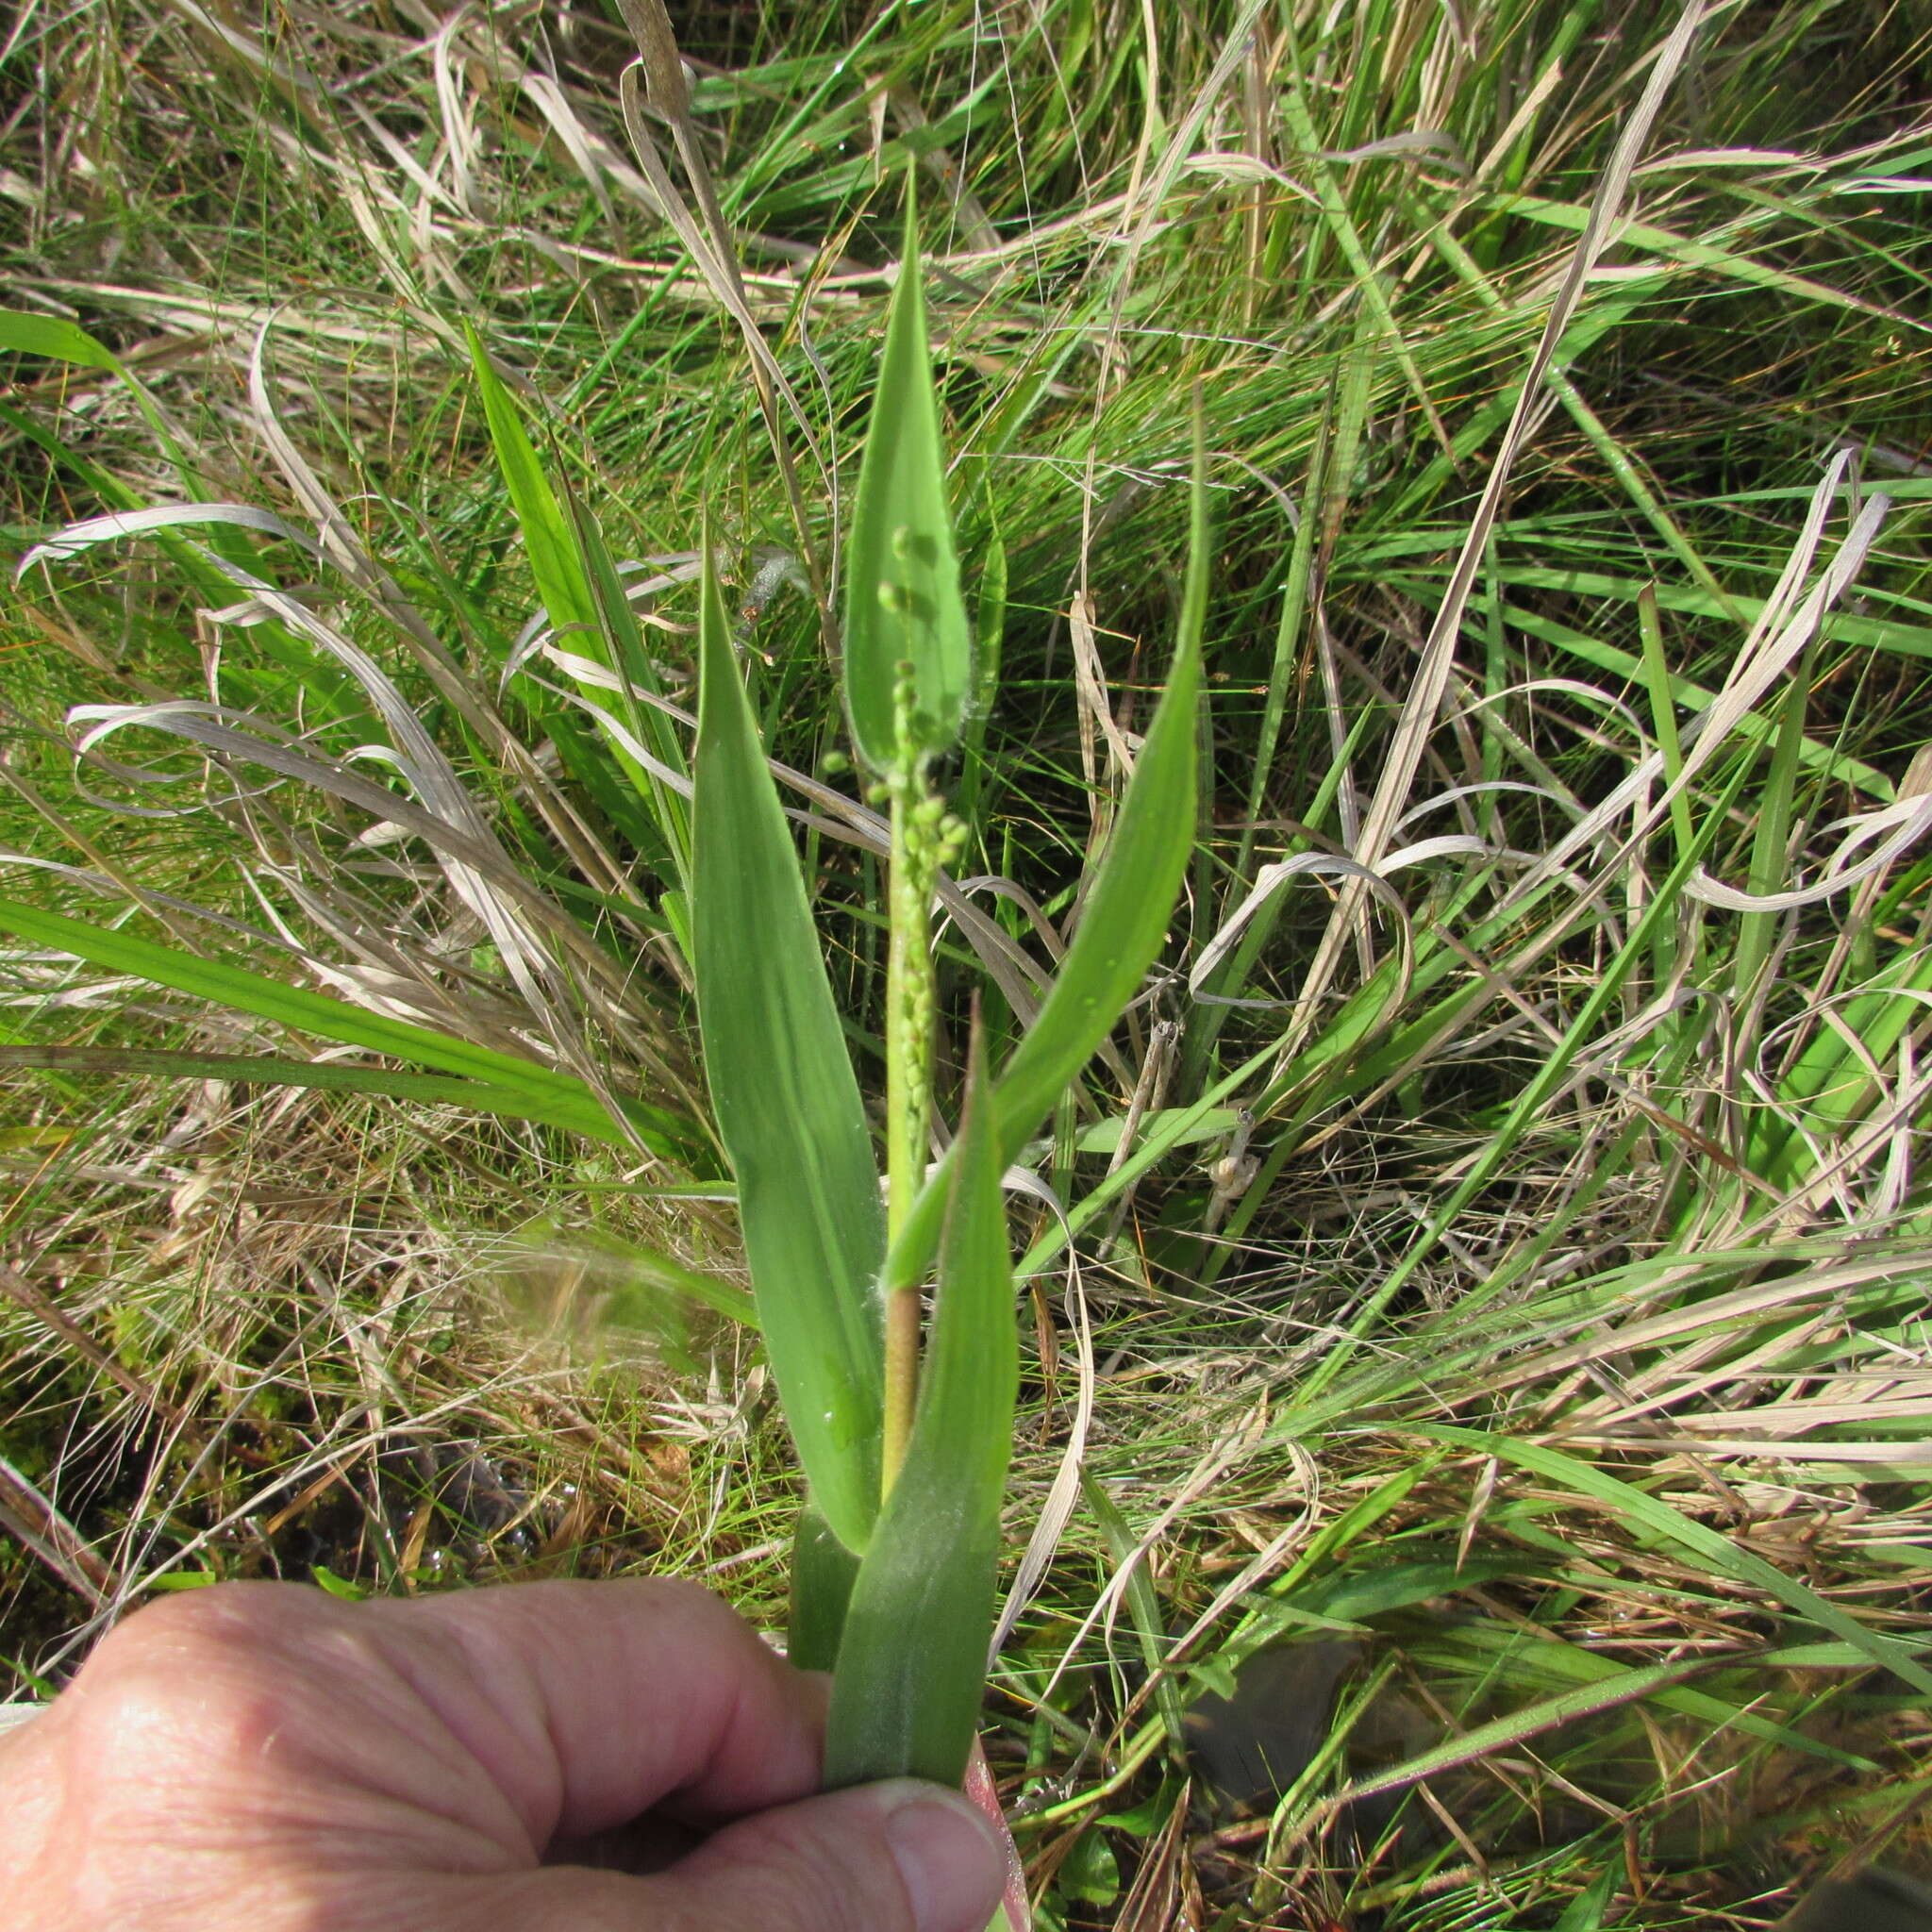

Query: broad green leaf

[0,897,691,1157]
[692,545,886,1557]
[879,415,1208,1297]
[0,310,122,370]
[824,1031,1016,1789]
[842,187,972,770]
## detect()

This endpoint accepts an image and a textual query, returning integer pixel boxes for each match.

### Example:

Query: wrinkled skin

[0,1578,1002,1932]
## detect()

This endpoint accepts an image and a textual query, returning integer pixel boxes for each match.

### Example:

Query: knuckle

[69,1585,341,1770]
[98,1581,325,1664]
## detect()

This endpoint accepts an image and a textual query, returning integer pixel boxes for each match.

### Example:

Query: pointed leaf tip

[842,195,972,771]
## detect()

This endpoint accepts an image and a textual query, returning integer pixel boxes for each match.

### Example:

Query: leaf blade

[465,328,691,882]
[824,1028,1016,1788]
[1415,1427,1932,1694]
[789,1502,861,1674]
[0,308,186,468]
[842,189,972,769]
[692,546,886,1555]
[0,1043,618,1140]
[989,442,1208,1147]
[0,896,690,1153]
[0,309,121,370]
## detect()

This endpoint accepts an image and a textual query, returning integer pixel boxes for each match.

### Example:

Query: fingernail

[879,1781,1006,1932]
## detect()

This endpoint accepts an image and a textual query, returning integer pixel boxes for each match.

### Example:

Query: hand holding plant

[0,1576,1008,1932]
[689,188,1208,1863]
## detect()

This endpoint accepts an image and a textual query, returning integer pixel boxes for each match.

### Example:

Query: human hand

[0,1577,1006,1932]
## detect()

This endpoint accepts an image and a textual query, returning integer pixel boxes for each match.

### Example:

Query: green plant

[689,190,1208,1804]
[1,180,1209,1837]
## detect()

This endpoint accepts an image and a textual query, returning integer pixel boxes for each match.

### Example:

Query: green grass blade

[841,184,972,770]
[563,489,693,878]
[1,309,123,371]
[1755,945,1932,1186]
[824,1027,1016,1789]
[1554,1871,1620,1932]
[1409,1616,1878,1771]
[1733,638,1815,997]
[984,417,1208,1148]
[465,326,599,643]
[692,543,886,1556]
[0,1043,620,1140]
[1636,585,1697,870]
[465,327,690,881]
[1,308,190,478]
[1296,755,1750,1396]
[0,896,690,1153]
[1340,1653,1710,1810]
[1416,1427,1932,1694]
[1081,1471,1188,1757]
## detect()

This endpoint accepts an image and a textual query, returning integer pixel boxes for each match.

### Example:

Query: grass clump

[5,0,1932,1924]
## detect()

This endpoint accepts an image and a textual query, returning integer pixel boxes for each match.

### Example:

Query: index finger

[366,1576,824,1844]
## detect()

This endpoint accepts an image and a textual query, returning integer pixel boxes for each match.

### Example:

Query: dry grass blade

[991,1234,1094,1663]
[0,1457,120,1611]
[1507,465,1889,909]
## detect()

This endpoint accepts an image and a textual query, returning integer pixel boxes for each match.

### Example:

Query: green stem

[881,774,932,1491]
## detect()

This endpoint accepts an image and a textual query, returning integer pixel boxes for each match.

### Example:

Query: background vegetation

[3,0,1930,1924]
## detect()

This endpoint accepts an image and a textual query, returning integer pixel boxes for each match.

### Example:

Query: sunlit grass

[4,0,1932,1924]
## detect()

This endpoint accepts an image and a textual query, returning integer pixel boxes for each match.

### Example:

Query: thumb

[647,1777,1008,1932]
